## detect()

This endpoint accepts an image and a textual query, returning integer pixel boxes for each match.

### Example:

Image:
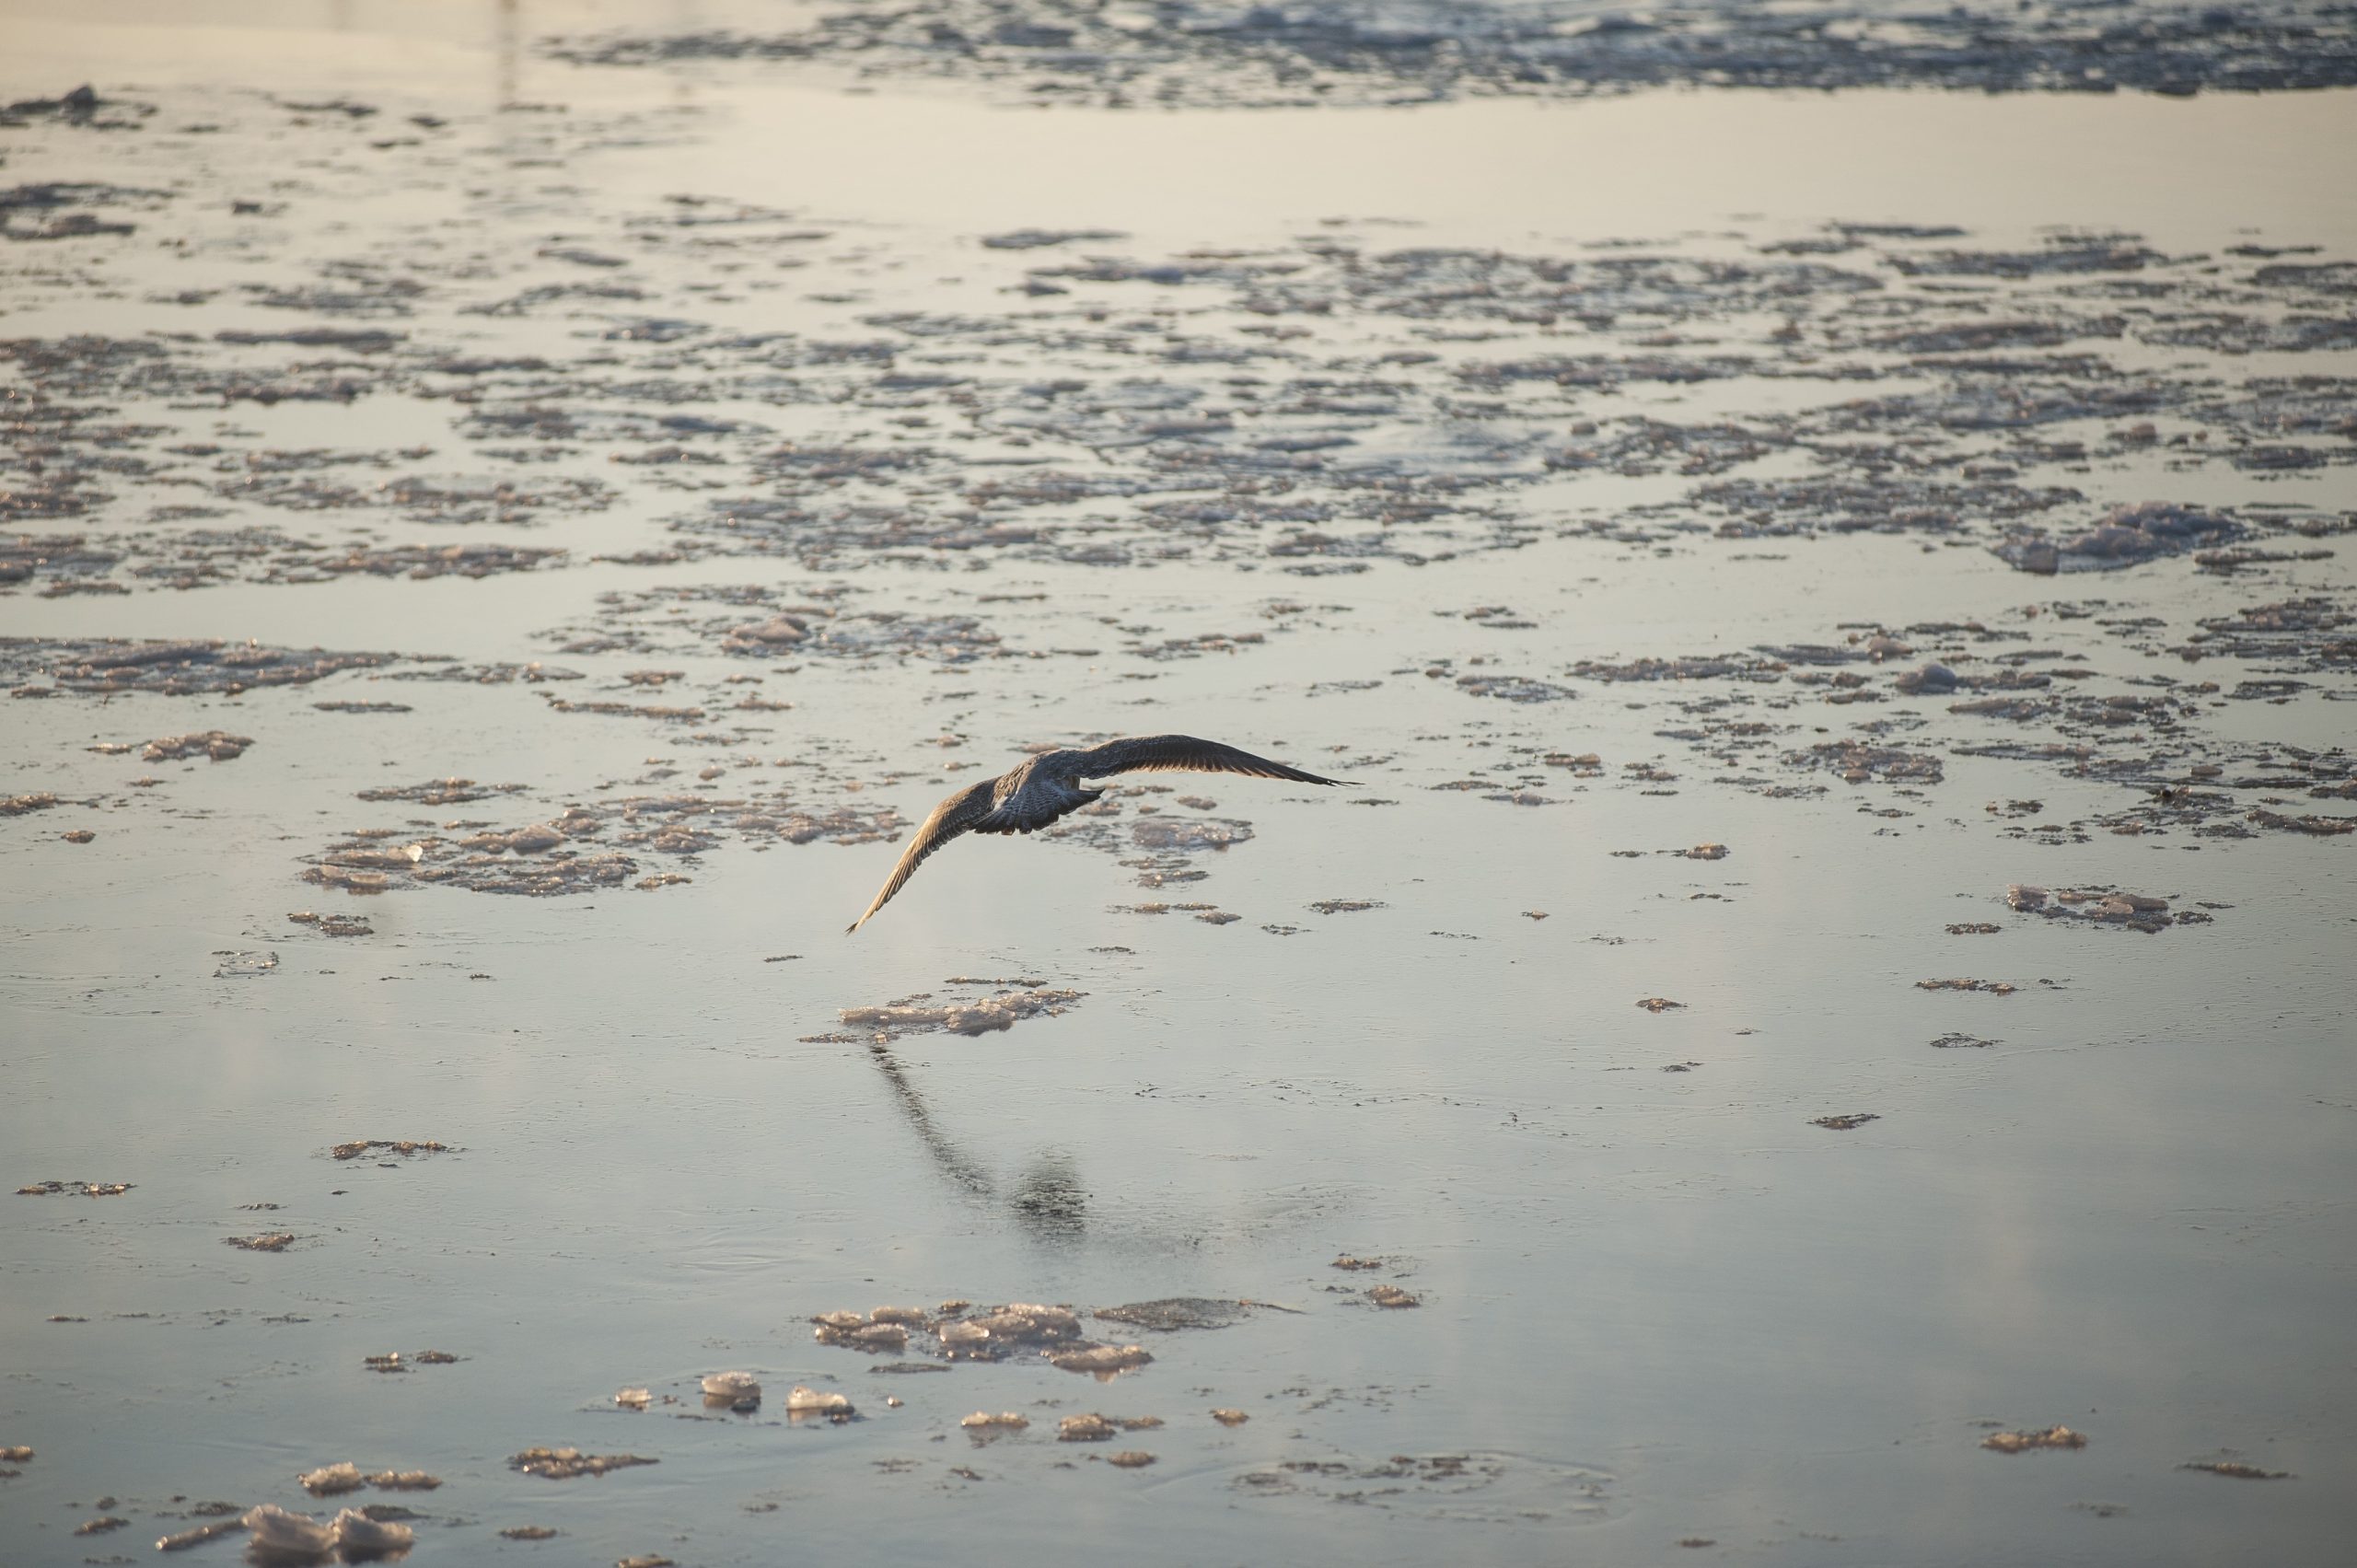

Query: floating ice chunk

[870,1305,928,1326]
[504,824,565,854]
[156,1518,242,1551]
[1131,818,1249,852]
[1058,1414,1116,1442]
[981,228,1127,250]
[1109,1450,1157,1468]
[1366,1284,1420,1308]
[330,1509,414,1558]
[1049,1342,1154,1375]
[1211,1408,1249,1426]
[1894,662,1957,695]
[723,613,809,650]
[242,1504,335,1556]
[1000,1304,1079,1335]
[143,730,252,762]
[614,1388,651,1410]
[229,1225,301,1254]
[327,1139,449,1162]
[2181,1459,2290,1480]
[837,988,1083,1040]
[1094,1298,1252,1332]
[507,1447,658,1480]
[298,1461,365,1496]
[959,1411,1028,1430]
[701,1371,761,1403]
[784,1386,853,1415]
[1981,1425,2087,1453]
[1994,503,2237,575]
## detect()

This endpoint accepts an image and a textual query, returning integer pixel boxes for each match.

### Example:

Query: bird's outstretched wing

[1071,734,1346,786]
[845,780,998,933]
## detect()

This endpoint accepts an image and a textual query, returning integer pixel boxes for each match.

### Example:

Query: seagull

[846,735,1346,932]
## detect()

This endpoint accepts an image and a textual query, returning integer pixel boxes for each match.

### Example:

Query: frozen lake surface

[2,3,2352,1563]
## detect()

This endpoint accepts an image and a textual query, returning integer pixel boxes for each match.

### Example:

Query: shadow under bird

[846,735,1347,931]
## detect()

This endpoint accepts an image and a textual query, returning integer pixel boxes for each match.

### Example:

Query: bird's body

[846,734,1344,931]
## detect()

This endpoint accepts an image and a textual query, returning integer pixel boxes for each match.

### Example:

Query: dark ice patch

[1094,1298,1255,1332]
[1995,503,2241,574]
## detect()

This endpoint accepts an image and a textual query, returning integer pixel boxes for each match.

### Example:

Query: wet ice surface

[2,3,2353,1565]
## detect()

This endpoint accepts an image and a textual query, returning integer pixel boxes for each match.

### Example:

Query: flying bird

[846,735,1345,932]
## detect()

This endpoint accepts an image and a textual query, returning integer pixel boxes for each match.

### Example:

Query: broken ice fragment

[1981,1426,2087,1453]
[784,1386,854,1416]
[156,1518,242,1551]
[298,1461,365,1495]
[242,1504,335,1556]
[700,1371,761,1405]
[141,730,250,762]
[1048,1342,1154,1375]
[508,1447,659,1480]
[330,1508,414,1559]
[2180,1459,2291,1480]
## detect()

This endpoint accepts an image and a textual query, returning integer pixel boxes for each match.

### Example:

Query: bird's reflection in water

[1010,1155,1087,1242]
[866,1043,1088,1241]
